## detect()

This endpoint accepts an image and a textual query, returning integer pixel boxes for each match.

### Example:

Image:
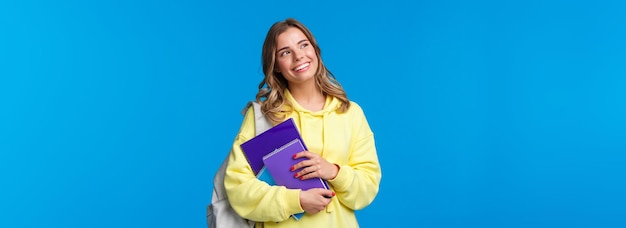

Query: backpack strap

[211,155,230,202]
[245,101,272,135]
[208,101,272,228]
[214,101,272,201]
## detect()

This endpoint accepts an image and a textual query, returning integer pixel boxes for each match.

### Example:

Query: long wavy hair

[255,18,350,123]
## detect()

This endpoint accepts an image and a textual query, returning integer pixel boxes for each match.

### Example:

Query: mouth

[293,62,310,73]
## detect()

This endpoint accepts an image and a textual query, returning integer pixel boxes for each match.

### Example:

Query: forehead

[276,27,308,46]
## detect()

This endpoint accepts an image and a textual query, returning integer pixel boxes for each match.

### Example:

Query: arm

[327,104,382,210]
[223,108,304,222]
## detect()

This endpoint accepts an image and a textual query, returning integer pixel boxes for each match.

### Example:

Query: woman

[224,18,381,227]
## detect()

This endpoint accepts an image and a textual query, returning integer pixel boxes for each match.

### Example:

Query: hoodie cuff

[284,189,304,217]
[327,164,352,192]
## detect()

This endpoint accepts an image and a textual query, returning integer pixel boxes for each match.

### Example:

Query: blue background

[1,0,625,227]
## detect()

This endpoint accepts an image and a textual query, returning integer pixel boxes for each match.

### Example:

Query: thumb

[321,189,335,198]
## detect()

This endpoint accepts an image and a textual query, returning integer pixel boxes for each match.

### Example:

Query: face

[274,27,319,85]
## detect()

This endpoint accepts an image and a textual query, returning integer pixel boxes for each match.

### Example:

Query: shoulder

[345,101,374,136]
[243,104,254,118]
[237,102,256,140]
[241,101,256,116]
[346,101,365,116]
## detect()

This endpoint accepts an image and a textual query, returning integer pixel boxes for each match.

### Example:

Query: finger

[292,150,312,160]
[296,164,322,178]
[305,165,321,175]
[297,169,318,180]
[291,158,318,171]
[295,169,312,180]
[290,160,307,171]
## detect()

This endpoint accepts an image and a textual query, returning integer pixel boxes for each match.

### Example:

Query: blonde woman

[224,18,381,227]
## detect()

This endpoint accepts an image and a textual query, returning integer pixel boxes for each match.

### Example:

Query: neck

[288,82,325,111]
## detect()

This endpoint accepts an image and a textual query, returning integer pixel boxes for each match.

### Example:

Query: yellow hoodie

[224,89,381,227]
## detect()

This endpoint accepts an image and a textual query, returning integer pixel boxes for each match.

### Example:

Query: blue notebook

[256,167,305,220]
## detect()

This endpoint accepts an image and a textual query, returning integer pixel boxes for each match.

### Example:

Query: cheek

[309,56,319,70]
[306,50,319,66]
[306,49,317,58]
[276,59,291,72]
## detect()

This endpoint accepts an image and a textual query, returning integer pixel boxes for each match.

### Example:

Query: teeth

[295,63,309,71]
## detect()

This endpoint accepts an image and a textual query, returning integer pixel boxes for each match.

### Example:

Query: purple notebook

[262,138,329,190]
[240,118,307,176]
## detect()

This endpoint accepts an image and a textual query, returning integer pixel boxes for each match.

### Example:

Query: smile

[293,62,310,72]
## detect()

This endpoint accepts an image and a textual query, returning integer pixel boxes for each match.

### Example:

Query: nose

[294,49,304,61]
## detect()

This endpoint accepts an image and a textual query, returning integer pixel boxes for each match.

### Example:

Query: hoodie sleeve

[327,103,382,210]
[223,108,304,222]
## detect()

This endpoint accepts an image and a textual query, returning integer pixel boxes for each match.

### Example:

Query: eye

[279,50,291,57]
[300,43,309,49]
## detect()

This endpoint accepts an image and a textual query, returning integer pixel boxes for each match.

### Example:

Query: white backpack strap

[246,101,272,135]
[216,101,271,202]
[212,155,230,203]
[208,101,271,228]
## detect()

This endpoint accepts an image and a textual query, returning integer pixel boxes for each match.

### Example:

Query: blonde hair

[255,18,350,123]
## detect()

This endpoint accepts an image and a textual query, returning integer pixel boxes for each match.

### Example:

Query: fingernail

[290,166,294,171]
[332,192,336,196]
[293,173,298,178]
[299,176,303,180]
[292,154,297,159]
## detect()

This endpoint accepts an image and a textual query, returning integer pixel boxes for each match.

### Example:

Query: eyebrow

[276,39,309,54]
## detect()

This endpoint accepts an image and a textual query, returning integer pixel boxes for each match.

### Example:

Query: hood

[283,88,342,159]
[283,88,341,116]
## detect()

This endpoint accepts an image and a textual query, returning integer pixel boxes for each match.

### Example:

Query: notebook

[240,118,314,220]
[240,118,306,176]
[262,138,329,191]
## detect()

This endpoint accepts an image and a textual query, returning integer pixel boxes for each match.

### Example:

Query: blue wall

[1,0,624,227]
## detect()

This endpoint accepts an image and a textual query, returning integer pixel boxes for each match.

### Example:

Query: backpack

[207,101,272,228]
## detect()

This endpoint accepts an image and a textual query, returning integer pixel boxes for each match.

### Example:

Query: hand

[292,151,339,180]
[299,188,334,214]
